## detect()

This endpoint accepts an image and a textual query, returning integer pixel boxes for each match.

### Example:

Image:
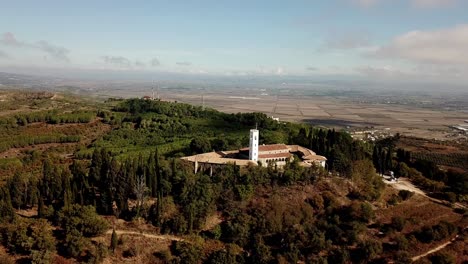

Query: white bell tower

[249,129,259,161]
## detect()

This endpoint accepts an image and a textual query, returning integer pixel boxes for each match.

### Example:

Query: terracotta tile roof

[258,152,292,159]
[181,151,256,166]
[181,144,326,167]
[303,154,327,161]
[240,144,289,152]
[287,145,316,156]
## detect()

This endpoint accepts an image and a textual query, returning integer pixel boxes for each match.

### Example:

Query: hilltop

[0,89,465,263]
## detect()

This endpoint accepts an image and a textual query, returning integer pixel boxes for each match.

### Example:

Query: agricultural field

[397,136,468,174]
[154,89,468,141]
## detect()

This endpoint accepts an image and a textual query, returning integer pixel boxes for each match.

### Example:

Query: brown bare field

[0,142,77,159]
[0,118,111,180]
[397,136,468,172]
[374,191,466,257]
[96,217,187,264]
[397,137,468,154]
[158,91,468,140]
[375,194,462,233]
[0,119,111,159]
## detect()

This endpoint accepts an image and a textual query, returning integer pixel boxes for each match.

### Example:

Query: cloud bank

[0,32,70,62]
[176,61,192,66]
[323,31,372,50]
[373,24,468,65]
[349,0,458,8]
[150,58,160,67]
[411,0,457,8]
[0,50,8,59]
[102,56,132,68]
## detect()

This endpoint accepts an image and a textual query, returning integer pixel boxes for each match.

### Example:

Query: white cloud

[0,32,70,62]
[373,24,468,65]
[176,61,192,66]
[365,24,468,83]
[135,60,146,67]
[275,67,285,75]
[348,0,457,8]
[411,0,457,8]
[349,0,380,7]
[36,41,70,62]
[102,56,132,68]
[322,31,372,50]
[355,65,408,78]
[354,64,468,83]
[0,50,8,58]
[150,58,160,67]
[0,32,23,46]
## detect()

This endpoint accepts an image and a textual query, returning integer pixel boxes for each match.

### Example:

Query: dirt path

[385,177,467,209]
[384,178,426,196]
[105,229,184,242]
[411,235,459,261]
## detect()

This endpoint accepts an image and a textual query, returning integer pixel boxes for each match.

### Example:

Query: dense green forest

[0,96,465,263]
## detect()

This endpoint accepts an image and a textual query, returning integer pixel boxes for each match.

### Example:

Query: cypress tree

[89,149,103,186]
[70,160,88,205]
[111,228,118,253]
[372,146,380,174]
[385,147,393,172]
[62,169,73,210]
[297,127,308,146]
[146,153,155,197]
[38,193,45,219]
[42,160,54,205]
[380,149,387,175]
[0,186,15,223]
[154,148,162,227]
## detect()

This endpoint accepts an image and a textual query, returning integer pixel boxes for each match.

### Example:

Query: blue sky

[0,0,467,82]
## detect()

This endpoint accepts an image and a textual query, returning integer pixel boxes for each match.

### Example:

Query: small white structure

[270,116,280,122]
[249,129,259,161]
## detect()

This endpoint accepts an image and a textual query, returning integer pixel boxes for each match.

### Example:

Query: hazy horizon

[1,0,468,88]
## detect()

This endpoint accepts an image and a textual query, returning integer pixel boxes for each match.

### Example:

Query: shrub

[30,250,52,264]
[0,254,14,264]
[429,252,456,264]
[398,190,414,201]
[58,205,109,237]
[123,246,138,258]
[394,251,411,264]
[327,247,350,264]
[391,217,406,232]
[388,194,401,206]
[2,220,31,254]
[170,241,202,264]
[86,242,107,264]
[444,192,457,203]
[356,240,383,262]
[63,229,87,258]
[415,221,457,243]
[1,219,55,256]
[394,235,409,250]
[153,250,172,262]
